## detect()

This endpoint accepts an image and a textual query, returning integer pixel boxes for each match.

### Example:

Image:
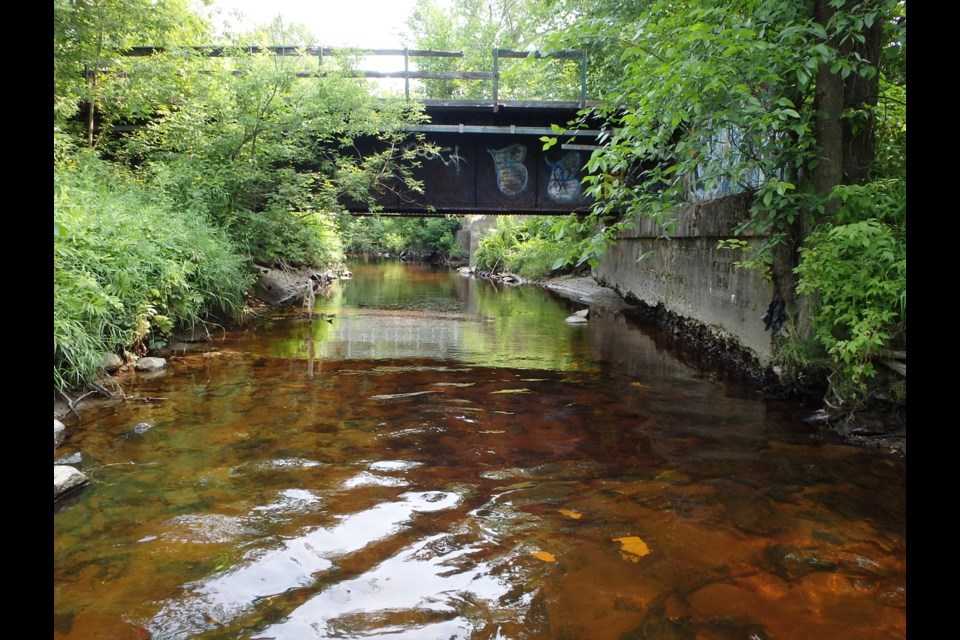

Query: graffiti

[684,127,772,202]
[545,151,582,202]
[487,144,528,195]
[405,143,467,174]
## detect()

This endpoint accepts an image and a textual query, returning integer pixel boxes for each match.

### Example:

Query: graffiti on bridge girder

[487,144,528,195]
[405,143,467,174]
[545,151,582,202]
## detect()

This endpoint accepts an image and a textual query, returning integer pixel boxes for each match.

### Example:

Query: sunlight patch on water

[343,471,409,488]
[255,532,530,640]
[369,460,422,472]
[146,491,465,638]
[370,390,438,400]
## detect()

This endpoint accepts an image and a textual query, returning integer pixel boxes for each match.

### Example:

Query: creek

[54,260,906,640]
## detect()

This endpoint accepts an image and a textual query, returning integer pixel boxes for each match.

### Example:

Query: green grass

[54,154,254,391]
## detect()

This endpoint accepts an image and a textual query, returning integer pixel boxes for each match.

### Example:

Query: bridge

[122,46,605,216]
[350,102,603,216]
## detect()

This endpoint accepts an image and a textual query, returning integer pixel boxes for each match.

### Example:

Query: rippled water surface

[54,261,906,640]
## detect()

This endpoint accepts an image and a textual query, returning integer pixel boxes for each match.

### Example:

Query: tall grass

[54,153,253,391]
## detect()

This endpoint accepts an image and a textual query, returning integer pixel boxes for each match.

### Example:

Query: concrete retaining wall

[456,214,517,266]
[594,192,777,369]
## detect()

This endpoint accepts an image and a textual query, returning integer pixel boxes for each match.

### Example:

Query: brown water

[54,261,906,640]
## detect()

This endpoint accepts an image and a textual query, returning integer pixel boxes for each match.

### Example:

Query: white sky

[206,0,428,48]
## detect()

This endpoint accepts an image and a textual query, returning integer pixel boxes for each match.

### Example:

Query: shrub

[54,153,253,391]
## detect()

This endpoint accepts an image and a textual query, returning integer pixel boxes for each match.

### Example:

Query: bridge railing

[122,46,589,110]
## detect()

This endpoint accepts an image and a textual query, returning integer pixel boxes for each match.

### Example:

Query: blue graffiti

[684,127,781,202]
[545,152,582,202]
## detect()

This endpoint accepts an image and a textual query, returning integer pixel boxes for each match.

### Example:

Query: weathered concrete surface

[541,276,630,313]
[594,193,776,368]
[456,215,502,266]
[54,465,88,500]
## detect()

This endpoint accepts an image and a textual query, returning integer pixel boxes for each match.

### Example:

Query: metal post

[580,51,587,108]
[404,47,410,100]
[492,48,500,112]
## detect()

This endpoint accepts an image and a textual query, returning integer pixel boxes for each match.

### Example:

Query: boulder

[135,357,167,372]
[54,419,66,451]
[252,266,308,305]
[541,276,630,313]
[100,352,124,373]
[565,315,589,324]
[54,465,89,500]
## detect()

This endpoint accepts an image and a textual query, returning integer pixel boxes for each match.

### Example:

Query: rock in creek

[135,357,167,372]
[564,315,588,324]
[54,452,83,466]
[100,352,124,373]
[54,465,89,500]
[252,266,335,305]
[54,419,65,451]
[133,422,153,435]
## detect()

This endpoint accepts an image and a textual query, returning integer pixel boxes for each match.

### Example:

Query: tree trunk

[812,0,844,220]
[842,12,882,185]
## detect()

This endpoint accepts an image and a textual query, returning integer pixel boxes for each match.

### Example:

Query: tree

[540,0,905,403]
[54,0,209,148]
[406,0,583,101]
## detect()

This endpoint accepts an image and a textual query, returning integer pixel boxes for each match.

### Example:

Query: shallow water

[54,261,906,640]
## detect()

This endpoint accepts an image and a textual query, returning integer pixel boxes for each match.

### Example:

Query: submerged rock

[173,326,211,343]
[54,465,88,500]
[133,422,153,435]
[54,420,65,451]
[54,452,83,466]
[135,357,167,372]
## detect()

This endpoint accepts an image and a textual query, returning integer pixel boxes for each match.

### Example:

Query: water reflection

[54,261,905,640]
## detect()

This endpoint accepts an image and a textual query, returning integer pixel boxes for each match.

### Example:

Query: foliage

[474,216,583,279]
[53,0,209,145]
[53,5,432,390]
[406,0,584,101]
[54,152,253,391]
[535,0,905,401]
[118,37,428,267]
[794,179,905,400]
[340,215,466,261]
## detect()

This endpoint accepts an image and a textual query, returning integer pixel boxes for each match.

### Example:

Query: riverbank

[538,273,906,457]
[56,266,904,458]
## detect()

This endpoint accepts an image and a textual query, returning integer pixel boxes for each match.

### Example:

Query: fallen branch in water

[102,461,160,467]
[56,387,100,419]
